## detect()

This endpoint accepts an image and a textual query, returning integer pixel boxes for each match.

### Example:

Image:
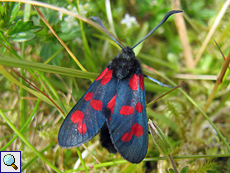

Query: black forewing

[58,68,118,147]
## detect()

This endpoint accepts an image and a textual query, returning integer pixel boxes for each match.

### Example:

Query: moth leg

[145,75,175,88]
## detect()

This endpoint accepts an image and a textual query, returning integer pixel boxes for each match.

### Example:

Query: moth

[58,10,182,163]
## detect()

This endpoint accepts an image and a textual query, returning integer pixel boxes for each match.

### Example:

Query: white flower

[78,3,89,17]
[67,4,89,17]
[61,4,90,32]
[63,6,79,31]
[121,13,138,28]
[64,15,79,30]
[62,4,90,31]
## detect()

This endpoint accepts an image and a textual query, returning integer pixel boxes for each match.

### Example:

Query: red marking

[71,110,84,123]
[136,102,143,113]
[139,75,144,90]
[70,111,88,134]
[129,74,138,90]
[107,95,117,115]
[96,68,108,81]
[121,123,144,142]
[119,106,134,115]
[101,70,113,85]
[78,122,87,134]
[121,132,133,142]
[131,123,144,137]
[90,100,103,111]
[84,92,93,101]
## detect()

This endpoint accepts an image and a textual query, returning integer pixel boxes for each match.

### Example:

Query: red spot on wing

[71,110,84,123]
[139,75,144,90]
[119,106,135,115]
[121,123,144,142]
[129,74,138,90]
[96,68,108,81]
[78,122,87,134]
[107,95,117,115]
[121,132,133,142]
[131,123,144,137]
[84,92,93,101]
[101,70,113,85]
[70,111,87,134]
[90,100,103,111]
[136,102,143,113]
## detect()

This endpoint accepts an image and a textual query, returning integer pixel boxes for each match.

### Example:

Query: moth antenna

[90,17,124,50]
[132,10,183,49]
[145,75,175,88]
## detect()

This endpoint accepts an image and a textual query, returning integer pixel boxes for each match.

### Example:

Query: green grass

[0,0,230,172]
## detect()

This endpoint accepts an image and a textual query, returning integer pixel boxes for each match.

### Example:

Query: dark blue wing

[58,68,118,147]
[106,74,148,163]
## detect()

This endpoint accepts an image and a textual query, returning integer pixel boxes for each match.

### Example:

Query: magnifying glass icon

[3,154,18,170]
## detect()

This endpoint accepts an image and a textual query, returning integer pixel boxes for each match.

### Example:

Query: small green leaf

[180,166,189,173]
[8,20,42,35]
[0,3,12,31]
[29,26,43,33]
[8,31,35,42]
[10,2,21,22]
[169,168,175,173]
[2,3,10,22]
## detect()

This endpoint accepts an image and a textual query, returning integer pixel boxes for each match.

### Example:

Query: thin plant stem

[195,50,230,132]
[203,50,230,112]
[76,147,89,173]
[168,154,178,173]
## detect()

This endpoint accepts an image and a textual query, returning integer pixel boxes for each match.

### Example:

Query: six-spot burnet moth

[58,10,182,163]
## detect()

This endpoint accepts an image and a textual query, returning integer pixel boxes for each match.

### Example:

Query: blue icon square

[0,151,21,173]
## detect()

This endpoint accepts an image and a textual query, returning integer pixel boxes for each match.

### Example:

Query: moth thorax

[110,49,142,80]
